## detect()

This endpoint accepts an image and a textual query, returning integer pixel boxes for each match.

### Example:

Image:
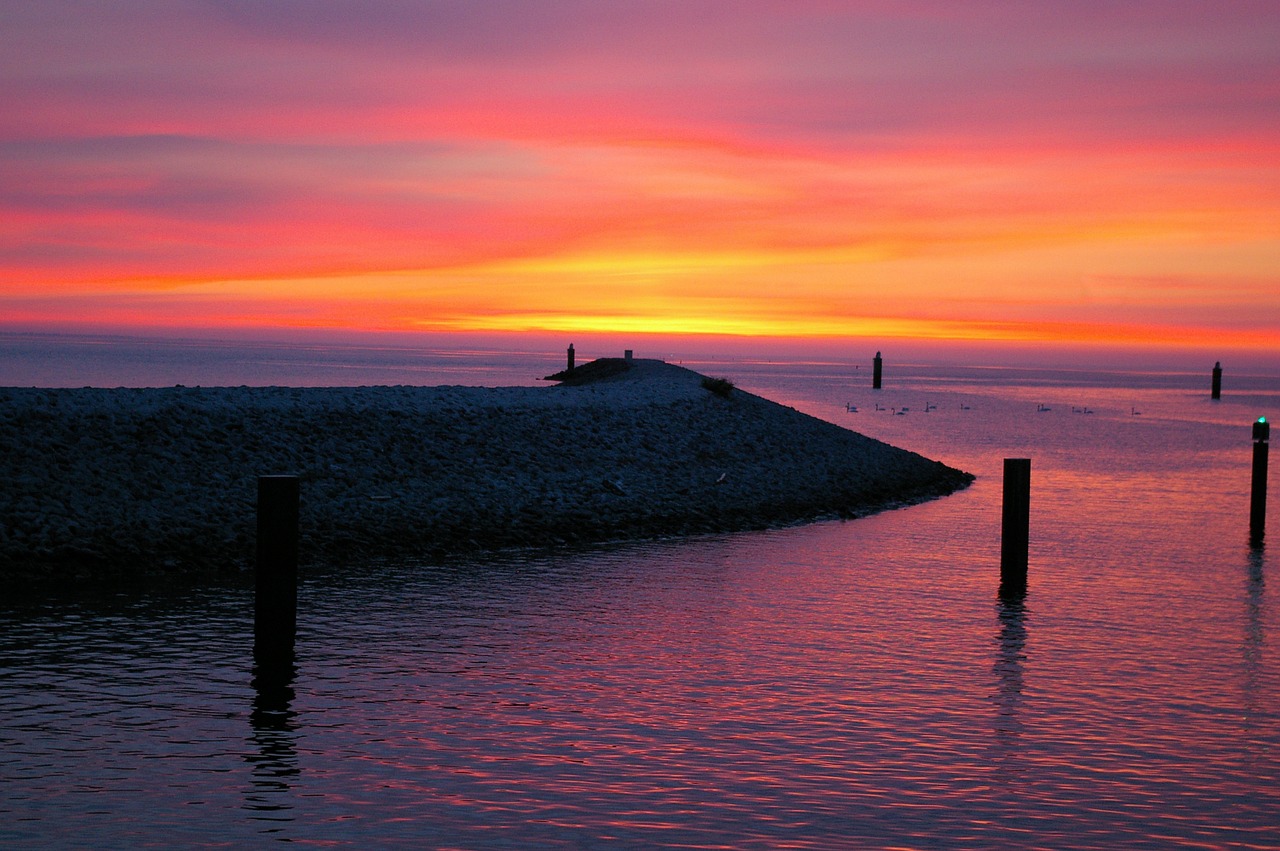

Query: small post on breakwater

[873,351,883,389]
[1001,459,1031,594]
[255,475,299,659]
[567,343,575,374]
[1251,418,1269,546]
[1212,361,1223,400]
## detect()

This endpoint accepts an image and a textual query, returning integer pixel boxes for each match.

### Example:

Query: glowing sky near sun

[2,1,1278,349]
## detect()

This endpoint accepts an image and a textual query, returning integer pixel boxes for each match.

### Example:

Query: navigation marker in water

[1001,458,1031,593]
[873,351,883,389]
[256,475,300,660]
[1252,417,1269,546]
[1212,361,1223,400]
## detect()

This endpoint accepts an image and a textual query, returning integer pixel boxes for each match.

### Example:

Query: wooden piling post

[1212,361,1223,400]
[872,351,883,390]
[1001,459,1031,592]
[1252,418,1269,545]
[255,475,299,657]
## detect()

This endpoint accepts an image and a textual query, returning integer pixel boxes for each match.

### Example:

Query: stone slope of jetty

[0,358,972,586]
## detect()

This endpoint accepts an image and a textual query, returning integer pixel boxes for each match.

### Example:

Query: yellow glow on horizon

[470,245,897,277]
[413,312,951,339]
[408,309,1278,351]
[17,222,1274,355]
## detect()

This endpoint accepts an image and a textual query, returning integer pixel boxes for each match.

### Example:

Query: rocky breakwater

[0,358,972,586]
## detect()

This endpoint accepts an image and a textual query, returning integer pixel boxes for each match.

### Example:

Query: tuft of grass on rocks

[701,376,735,398]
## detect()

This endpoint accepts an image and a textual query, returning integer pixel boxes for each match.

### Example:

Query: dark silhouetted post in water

[1252,418,1269,546]
[256,475,299,659]
[1212,361,1223,400]
[873,351,883,389]
[567,343,575,373]
[1001,458,1031,593]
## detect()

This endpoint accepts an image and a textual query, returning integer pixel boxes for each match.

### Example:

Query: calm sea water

[2,336,1279,848]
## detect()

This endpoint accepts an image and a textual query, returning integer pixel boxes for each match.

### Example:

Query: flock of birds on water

[845,401,958,415]
[843,401,1141,416]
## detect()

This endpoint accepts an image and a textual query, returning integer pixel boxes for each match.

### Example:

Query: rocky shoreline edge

[1,358,973,589]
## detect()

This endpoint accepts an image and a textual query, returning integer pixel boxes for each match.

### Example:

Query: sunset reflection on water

[2,360,1278,848]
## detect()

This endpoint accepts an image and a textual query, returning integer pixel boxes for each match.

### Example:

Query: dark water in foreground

[2,341,1279,848]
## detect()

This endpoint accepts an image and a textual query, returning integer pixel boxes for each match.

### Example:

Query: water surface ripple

[2,357,1279,848]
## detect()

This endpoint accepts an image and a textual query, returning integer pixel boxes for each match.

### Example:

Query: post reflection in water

[245,641,299,828]
[1243,546,1266,733]
[992,587,1028,757]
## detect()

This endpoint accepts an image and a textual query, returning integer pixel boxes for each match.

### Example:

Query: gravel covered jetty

[1,358,972,586]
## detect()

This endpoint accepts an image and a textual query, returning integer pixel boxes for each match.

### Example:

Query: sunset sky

[2,1,1278,352]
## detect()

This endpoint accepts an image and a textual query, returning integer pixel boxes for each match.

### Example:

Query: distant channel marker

[1252,417,1269,547]
[255,474,299,660]
[1001,458,1031,595]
